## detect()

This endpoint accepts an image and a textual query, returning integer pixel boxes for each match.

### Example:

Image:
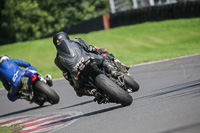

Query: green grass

[0,126,22,133]
[1,18,200,88]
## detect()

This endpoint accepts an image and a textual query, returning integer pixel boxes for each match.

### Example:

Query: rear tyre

[34,81,60,105]
[124,74,139,92]
[95,74,133,106]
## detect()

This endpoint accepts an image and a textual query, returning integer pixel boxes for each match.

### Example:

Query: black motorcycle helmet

[53,31,69,46]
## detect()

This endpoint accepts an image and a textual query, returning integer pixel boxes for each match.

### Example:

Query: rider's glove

[63,72,69,80]
[95,49,102,55]
[88,45,97,52]
[25,62,31,67]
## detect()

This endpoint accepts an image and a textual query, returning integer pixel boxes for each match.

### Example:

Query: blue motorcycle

[19,69,59,106]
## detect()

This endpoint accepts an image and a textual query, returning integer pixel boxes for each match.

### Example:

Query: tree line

[0,0,110,44]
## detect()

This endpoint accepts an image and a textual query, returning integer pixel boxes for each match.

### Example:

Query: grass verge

[0,18,200,88]
[0,126,22,133]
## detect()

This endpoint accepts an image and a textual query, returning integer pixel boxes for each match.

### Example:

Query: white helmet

[0,55,9,64]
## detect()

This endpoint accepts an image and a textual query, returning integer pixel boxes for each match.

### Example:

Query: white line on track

[132,53,200,67]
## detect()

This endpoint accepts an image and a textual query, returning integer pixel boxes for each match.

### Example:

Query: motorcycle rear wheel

[95,74,133,106]
[34,81,60,105]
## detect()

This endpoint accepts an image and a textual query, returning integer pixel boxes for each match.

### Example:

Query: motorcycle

[75,57,139,106]
[19,70,60,106]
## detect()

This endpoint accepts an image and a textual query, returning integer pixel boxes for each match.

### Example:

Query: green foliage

[0,0,110,44]
[37,0,110,24]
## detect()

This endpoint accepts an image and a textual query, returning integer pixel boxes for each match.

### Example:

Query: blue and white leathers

[0,59,37,102]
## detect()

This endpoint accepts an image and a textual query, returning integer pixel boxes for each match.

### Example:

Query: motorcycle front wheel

[124,74,139,92]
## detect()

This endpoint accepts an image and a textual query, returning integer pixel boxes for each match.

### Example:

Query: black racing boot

[103,59,123,79]
[76,88,106,104]
[93,91,106,104]
[113,59,130,73]
[111,70,122,78]
[83,88,106,104]
[76,88,97,97]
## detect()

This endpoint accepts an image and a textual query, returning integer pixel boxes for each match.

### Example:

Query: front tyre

[95,74,133,106]
[34,81,60,105]
[124,74,139,92]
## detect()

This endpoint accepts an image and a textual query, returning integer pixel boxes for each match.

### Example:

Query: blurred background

[0,0,199,45]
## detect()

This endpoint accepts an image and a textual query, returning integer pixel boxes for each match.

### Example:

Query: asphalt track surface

[0,54,200,133]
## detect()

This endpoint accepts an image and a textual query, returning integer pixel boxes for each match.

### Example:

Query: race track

[0,54,200,133]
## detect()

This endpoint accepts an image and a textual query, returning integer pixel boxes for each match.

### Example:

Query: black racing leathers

[55,38,99,75]
[55,38,108,96]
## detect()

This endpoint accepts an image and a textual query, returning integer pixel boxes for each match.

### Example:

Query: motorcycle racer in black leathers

[53,31,127,98]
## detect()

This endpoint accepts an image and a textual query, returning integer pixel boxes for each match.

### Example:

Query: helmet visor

[56,40,71,55]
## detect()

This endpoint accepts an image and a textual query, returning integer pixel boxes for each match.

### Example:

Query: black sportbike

[75,58,139,106]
